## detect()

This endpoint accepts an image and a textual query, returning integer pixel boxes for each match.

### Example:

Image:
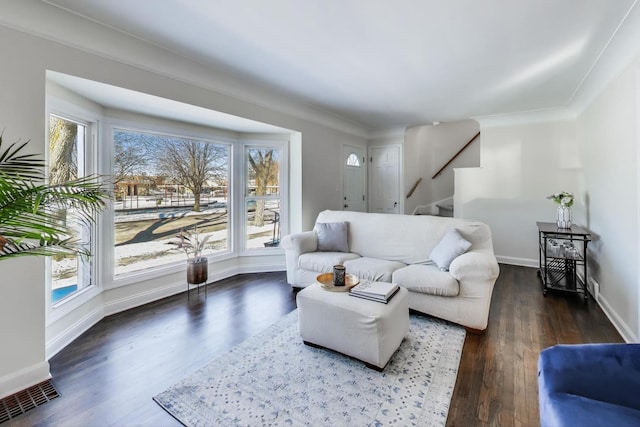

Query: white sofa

[281,210,500,331]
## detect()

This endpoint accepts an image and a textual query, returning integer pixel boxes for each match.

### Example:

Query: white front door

[342,145,366,212]
[369,145,401,214]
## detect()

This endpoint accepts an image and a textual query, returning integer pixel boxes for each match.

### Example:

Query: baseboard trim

[497,257,636,342]
[102,263,285,318]
[496,255,538,268]
[596,293,638,343]
[0,361,51,400]
[46,306,104,359]
[45,262,287,367]
[103,280,186,317]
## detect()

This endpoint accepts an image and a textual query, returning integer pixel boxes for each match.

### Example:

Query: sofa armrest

[281,231,318,255]
[449,250,500,283]
[539,344,640,409]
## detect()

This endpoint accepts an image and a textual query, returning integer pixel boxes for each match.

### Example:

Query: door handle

[394,201,398,207]
[344,204,348,208]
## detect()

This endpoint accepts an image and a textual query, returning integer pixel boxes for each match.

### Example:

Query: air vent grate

[0,380,59,424]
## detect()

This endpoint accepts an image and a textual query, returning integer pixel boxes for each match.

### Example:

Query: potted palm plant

[0,133,109,259]
[167,225,211,285]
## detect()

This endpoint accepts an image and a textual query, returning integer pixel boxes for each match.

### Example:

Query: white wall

[456,60,640,342]
[405,120,480,215]
[0,27,52,396]
[455,120,582,266]
[0,20,367,397]
[577,58,639,342]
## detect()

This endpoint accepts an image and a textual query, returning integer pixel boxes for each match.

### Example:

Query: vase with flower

[547,191,574,229]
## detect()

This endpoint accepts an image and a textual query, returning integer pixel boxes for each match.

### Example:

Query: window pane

[246,148,280,196]
[346,153,361,167]
[245,146,281,249]
[245,199,280,248]
[49,115,90,303]
[113,130,230,277]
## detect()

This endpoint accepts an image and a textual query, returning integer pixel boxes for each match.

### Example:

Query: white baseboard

[46,263,286,361]
[103,279,186,317]
[103,263,284,317]
[596,293,639,343]
[0,361,51,400]
[496,255,538,268]
[46,306,104,359]
[497,257,636,342]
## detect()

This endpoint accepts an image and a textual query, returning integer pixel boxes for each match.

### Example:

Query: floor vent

[0,380,59,424]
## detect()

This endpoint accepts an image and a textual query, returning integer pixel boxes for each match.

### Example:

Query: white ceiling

[43,0,638,130]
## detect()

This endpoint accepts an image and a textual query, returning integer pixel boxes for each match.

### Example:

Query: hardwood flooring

[7,265,622,426]
[448,264,623,427]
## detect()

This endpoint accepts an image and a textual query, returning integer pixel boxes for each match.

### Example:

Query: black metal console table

[537,222,591,302]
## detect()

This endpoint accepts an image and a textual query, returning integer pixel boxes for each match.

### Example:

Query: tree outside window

[245,146,281,249]
[112,130,230,277]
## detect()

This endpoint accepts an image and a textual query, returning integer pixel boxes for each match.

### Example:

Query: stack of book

[349,281,399,303]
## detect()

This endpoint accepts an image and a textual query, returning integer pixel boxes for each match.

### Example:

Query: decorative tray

[316,272,359,292]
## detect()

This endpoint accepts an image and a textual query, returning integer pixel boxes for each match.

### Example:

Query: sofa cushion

[315,209,492,265]
[343,257,406,282]
[392,264,459,297]
[299,252,361,273]
[429,228,472,271]
[314,221,349,252]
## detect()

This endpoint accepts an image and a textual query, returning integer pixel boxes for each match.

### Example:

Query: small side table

[537,222,591,302]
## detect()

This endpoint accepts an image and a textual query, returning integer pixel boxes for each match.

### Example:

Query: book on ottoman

[350,281,399,303]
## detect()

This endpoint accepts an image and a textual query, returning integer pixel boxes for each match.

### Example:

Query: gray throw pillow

[314,222,349,252]
[429,228,472,271]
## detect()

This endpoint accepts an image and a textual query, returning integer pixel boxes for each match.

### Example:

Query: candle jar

[333,265,346,286]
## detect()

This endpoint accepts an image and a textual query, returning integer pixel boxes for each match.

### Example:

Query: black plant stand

[537,222,591,302]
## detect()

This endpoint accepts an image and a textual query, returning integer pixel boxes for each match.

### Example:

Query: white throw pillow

[429,228,471,271]
[314,222,349,252]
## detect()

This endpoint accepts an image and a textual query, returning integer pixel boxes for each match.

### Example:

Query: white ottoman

[296,283,409,370]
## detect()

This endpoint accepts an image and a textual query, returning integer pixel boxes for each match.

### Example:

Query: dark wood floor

[448,264,623,427]
[8,265,622,426]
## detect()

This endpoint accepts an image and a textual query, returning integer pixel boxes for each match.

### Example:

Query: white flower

[547,191,574,207]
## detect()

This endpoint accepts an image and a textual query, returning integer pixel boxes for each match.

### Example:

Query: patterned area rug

[154,310,466,426]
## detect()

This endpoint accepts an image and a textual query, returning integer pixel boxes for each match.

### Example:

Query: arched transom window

[346,153,361,167]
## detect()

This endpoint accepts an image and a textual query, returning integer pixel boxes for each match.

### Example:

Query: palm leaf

[0,135,110,260]
[0,134,44,180]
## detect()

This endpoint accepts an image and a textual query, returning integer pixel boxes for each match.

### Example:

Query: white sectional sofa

[281,210,500,332]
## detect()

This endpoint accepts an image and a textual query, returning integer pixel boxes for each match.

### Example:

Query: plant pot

[187,257,208,285]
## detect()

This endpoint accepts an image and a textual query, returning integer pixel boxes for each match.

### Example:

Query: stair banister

[431,131,480,179]
[406,177,422,199]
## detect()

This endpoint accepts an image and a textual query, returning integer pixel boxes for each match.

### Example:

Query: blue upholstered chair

[538,343,640,427]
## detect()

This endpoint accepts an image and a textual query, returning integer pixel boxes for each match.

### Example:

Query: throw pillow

[314,222,349,252]
[429,228,472,271]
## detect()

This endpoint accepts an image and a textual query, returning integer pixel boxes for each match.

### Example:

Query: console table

[537,222,591,302]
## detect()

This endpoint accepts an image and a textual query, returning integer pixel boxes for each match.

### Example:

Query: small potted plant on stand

[168,225,211,295]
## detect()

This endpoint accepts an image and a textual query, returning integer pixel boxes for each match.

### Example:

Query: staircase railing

[431,131,480,179]
[406,177,422,199]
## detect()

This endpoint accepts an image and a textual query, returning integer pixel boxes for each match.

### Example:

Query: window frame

[104,119,238,288]
[45,103,102,324]
[239,139,289,255]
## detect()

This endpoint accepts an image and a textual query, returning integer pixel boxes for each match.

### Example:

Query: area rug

[153,310,466,426]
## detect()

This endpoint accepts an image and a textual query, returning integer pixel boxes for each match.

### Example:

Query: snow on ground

[53,201,278,289]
